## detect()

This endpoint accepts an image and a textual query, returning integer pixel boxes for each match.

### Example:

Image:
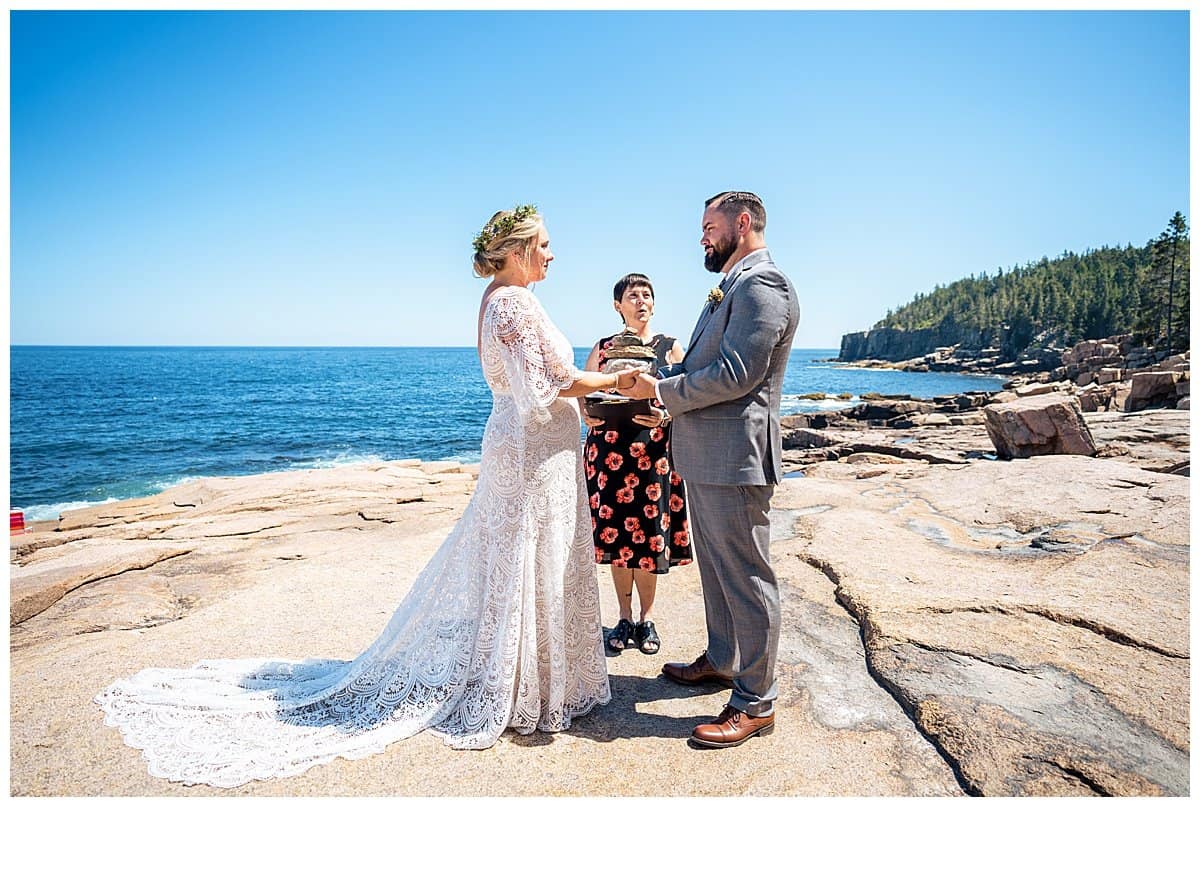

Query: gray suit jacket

[657,249,799,485]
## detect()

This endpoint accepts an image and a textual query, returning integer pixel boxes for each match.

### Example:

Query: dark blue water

[10,347,1003,519]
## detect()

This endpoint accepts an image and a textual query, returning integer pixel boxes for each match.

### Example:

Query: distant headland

[838,212,1190,377]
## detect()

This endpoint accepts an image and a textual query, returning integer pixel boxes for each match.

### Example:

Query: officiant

[581,273,692,656]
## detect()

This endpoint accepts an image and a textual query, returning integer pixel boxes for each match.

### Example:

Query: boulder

[1077,386,1115,413]
[983,395,1098,459]
[851,399,936,422]
[910,413,951,427]
[1177,397,1190,411]
[1126,347,1157,369]
[1125,372,1181,412]
[782,428,837,450]
[1015,383,1059,398]
[948,413,985,426]
[1158,353,1189,371]
[1096,367,1124,385]
[1112,383,1132,411]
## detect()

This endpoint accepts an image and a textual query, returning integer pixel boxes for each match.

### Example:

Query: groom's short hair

[706,191,766,233]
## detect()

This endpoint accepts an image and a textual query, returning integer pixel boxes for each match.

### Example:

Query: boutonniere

[707,286,725,309]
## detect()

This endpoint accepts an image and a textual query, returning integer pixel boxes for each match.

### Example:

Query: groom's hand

[626,372,659,400]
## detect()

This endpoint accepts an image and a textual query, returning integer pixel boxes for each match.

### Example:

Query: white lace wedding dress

[95,285,611,787]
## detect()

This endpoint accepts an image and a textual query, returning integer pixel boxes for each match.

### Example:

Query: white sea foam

[21,498,122,524]
[18,475,207,524]
[285,453,387,470]
[779,395,861,415]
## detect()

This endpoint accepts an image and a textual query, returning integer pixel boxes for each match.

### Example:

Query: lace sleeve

[486,289,578,422]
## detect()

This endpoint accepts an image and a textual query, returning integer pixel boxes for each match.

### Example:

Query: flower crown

[473,204,538,253]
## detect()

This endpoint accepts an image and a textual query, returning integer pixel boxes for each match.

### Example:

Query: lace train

[95,286,611,787]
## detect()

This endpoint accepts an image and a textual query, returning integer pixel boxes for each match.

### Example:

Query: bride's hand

[610,367,644,394]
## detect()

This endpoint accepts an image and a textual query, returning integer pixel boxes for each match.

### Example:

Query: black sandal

[636,621,661,655]
[608,618,636,653]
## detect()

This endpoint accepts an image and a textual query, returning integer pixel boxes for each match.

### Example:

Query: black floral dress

[584,333,693,574]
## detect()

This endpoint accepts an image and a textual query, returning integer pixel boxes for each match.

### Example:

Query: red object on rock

[10,510,26,534]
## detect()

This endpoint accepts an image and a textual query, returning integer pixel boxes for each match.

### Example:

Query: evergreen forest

[876,213,1190,356]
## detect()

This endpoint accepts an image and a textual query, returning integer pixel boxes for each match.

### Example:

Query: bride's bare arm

[557,366,642,398]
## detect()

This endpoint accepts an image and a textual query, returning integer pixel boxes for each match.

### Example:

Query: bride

[95,204,640,787]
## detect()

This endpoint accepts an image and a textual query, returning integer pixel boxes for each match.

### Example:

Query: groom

[629,191,799,748]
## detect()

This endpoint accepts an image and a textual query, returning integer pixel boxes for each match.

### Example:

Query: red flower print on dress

[598,504,613,520]
[673,530,690,547]
[624,516,640,533]
[586,444,597,462]
[624,473,639,489]
[585,464,596,480]
[618,547,634,563]
[591,517,597,530]
[616,487,635,504]
[632,530,646,545]
[670,472,682,486]
[597,472,608,490]
[669,494,684,512]
[605,451,623,470]
[594,547,606,563]
[643,504,659,520]
[655,458,670,475]
[629,441,646,459]
[637,456,652,471]
[638,557,656,571]
[649,535,665,553]
[599,527,619,544]
[649,427,664,442]
[645,483,662,501]
[660,513,670,531]
[604,430,619,443]
[589,493,599,509]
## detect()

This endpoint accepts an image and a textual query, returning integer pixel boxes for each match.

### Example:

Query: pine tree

[1142,213,1190,354]
[1164,212,1189,354]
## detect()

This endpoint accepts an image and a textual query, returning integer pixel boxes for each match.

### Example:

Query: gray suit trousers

[686,481,779,717]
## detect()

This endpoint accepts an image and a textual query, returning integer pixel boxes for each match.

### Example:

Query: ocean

[9,346,1005,520]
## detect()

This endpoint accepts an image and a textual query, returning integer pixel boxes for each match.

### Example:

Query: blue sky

[9,9,1190,348]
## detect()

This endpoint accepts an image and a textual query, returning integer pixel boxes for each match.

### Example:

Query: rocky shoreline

[789,336,1189,471]
[9,384,1190,795]
[840,331,1182,377]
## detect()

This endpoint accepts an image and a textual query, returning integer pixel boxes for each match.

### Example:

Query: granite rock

[984,395,1098,458]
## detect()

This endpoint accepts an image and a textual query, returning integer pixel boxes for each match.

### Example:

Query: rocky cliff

[838,321,1068,374]
[839,323,994,362]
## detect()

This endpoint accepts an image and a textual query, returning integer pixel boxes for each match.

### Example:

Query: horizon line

[8,343,845,350]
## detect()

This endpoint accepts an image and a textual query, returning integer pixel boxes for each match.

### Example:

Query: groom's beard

[703,234,737,273]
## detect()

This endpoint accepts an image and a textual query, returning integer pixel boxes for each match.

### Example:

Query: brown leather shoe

[661,653,734,688]
[689,705,775,749]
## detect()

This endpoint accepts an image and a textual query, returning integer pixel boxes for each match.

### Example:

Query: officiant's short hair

[706,191,766,233]
[613,273,655,301]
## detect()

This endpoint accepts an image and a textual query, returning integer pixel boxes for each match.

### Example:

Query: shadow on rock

[509,674,722,746]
